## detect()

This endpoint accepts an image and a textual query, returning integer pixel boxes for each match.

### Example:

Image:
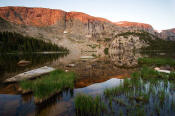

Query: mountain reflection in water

[0,51,144,116]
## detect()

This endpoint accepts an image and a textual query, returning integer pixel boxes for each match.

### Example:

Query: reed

[20,70,76,102]
[74,94,106,116]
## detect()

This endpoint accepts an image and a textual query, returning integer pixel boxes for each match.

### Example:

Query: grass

[138,57,175,66]
[74,73,175,115]
[130,66,175,81]
[19,70,76,103]
[74,94,106,116]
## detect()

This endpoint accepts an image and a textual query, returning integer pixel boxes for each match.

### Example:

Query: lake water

[0,51,174,116]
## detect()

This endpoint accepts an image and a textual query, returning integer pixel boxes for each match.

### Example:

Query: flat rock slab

[4,66,56,83]
[80,56,95,59]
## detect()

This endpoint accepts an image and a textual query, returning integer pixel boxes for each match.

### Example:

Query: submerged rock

[66,64,76,67]
[17,60,31,66]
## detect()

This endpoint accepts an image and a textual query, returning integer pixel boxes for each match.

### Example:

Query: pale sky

[0,0,174,30]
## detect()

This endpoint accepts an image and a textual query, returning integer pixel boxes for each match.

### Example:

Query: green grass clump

[140,66,160,79]
[74,94,106,116]
[134,66,175,81]
[20,80,32,91]
[138,57,175,66]
[19,70,76,101]
[169,72,175,80]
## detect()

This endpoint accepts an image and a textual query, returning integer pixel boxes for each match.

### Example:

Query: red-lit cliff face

[114,21,153,29]
[0,6,120,39]
[0,6,66,26]
[66,11,111,23]
[0,6,157,35]
[0,6,112,27]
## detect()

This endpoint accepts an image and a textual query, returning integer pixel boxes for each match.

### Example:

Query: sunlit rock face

[65,11,121,40]
[0,7,66,26]
[0,6,122,40]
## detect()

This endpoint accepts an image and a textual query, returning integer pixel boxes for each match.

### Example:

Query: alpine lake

[0,50,175,116]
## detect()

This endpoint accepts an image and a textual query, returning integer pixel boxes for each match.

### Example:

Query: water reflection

[0,50,144,116]
[0,94,35,116]
[74,78,122,96]
[109,48,143,67]
[0,53,67,82]
[0,78,123,116]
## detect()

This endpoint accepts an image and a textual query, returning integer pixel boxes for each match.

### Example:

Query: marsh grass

[133,66,175,81]
[74,94,106,116]
[19,70,76,102]
[73,57,175,116]
[74,75,175,115]
[102,75,174,116]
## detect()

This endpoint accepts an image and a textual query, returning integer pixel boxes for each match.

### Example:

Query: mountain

[0,6,123,40]
[169,28,175,33]
[158,28,175,40]
[0,6,174,53]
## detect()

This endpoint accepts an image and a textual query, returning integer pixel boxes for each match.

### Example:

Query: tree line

[0,31,68,53]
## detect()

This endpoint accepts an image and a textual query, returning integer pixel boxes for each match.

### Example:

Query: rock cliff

[0,6,123,40]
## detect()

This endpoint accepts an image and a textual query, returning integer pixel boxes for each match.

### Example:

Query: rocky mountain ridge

[0,6,174,54]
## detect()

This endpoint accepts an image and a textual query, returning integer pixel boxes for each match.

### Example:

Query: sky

[0,0,174,30]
